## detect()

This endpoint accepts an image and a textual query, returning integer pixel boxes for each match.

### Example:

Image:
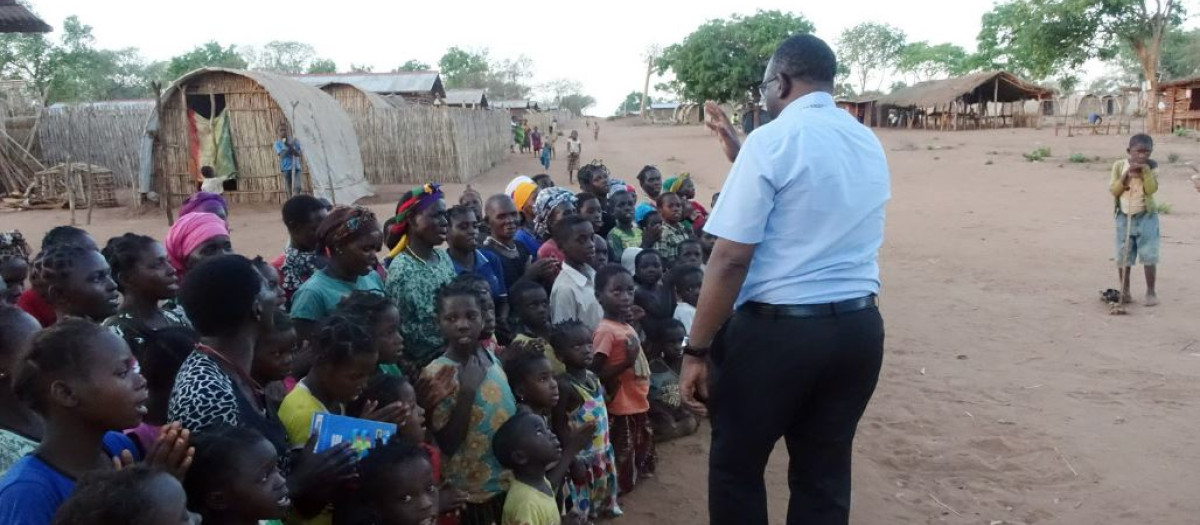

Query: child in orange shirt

[588,264,653,494]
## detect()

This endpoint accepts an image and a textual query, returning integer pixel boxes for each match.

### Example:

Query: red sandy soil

[6,118,1200,524]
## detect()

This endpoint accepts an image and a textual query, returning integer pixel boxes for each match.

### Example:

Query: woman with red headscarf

[164,212,232,276]
[384,183,454,375]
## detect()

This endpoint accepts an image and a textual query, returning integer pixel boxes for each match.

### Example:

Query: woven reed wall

[158,72,299,205]
[351,105,514,185]
[37,103,152,189]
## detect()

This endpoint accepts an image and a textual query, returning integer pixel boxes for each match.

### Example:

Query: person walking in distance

[679,34,890,525]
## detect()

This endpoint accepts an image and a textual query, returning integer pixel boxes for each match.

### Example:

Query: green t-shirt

[289,269,384,322]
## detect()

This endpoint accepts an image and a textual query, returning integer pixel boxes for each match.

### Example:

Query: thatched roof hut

[294,72,446,104]
[444,89,488,109]
[152,68,370,206]
[1156,75,1200,133]
[0,0,50,33]
[874,71,1052,130]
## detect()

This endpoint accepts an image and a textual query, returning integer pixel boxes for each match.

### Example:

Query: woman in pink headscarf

[164,212,232,275]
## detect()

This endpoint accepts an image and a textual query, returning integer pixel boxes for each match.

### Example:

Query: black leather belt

[740,295,877,319]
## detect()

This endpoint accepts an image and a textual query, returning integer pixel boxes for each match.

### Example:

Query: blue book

[309,413,396,459]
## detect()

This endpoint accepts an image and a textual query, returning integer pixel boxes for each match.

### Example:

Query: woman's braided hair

[30,243,92,296]
[310,312,375,366]
[101,233,157,292]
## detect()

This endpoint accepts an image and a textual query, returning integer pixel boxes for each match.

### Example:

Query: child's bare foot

[1121,292,1133,304]
[1145,293,1158,307]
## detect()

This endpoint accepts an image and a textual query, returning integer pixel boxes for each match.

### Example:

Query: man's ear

[778,72,795,100]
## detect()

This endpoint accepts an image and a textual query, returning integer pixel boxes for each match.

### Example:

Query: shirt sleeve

[483,252,508,298]
[1110,160,1127,197]
[288,286,323,321]
[704,135,777,245]
[548,280,576,324]
[274,140,284,155]
[593,325,615,359]
[0,481,60,525]
[1143,168,1159,196]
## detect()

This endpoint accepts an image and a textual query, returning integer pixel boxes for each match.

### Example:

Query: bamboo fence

[37,102,153,190]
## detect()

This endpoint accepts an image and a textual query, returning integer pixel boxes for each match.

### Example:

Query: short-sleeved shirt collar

[560,262,595,288]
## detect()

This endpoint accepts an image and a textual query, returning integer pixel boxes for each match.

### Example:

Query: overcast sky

[30,0,1192,114]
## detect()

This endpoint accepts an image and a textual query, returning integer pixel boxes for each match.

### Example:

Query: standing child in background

[0,321,173,525]
[273,195,331,308]
[663,174,707,233]
[631,250,674,330]
[495,412,591,525]
[549,216,603,330]
[509,280,562,373]
[338,291,405,377]
[421,283,516,524]
[357,438,442,525]
[651,192,693,268]
[0,231,30,305]
[675,239,704,270]
[502,341,560,416]
[605,188,641,261]
[522,123,532,154]
[184,425,291,525]
[541,135,553,170]
[592,122,599,141]
[453,272,502,354]
[575,193,604,234]
[698,230,717,267]
[531,127,543,158]
[446,206,509,326]
[52,465,198,525]
[591,236,610,272]
[1110,133,1160,306]
[550,320,622,520]
[30,243,119,324]
[645,319,698,443]
[275,123,302,196]
[670,265,703,334]
[566,131,582,183]
[0,306,41,474]
[290,206,385,341]
[589,265,654,494]
[459,186,489,246]
[634,166,662,220]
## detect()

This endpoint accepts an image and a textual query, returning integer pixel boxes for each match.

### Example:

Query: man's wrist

[683,343,711,359]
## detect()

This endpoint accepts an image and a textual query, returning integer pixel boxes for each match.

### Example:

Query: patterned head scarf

[179,191,228,219]
[0,230,31,265]
[606,178,636,202]
[533,187,576,241]
[316,205,379,256]
[165,212,229,273]
[662,172,691,194]
[386,183,444,259]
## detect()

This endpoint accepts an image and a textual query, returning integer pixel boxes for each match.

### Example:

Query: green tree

[486,55,533,99]
[897,41,969,83]
[166,41,248,79]
[975,0,1182,130]
[1057,74,1081,94]
[560,94,596,117]
[616,91,650,115]
[438,47,490,88]
[349,63,374,73]
[396,59,430,72]
[657,10,815,109]
[307,58,337,73]
[837,22,907,94]
[245,41,317,74]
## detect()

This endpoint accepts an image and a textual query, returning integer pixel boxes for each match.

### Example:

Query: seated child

[670,265,703,335]
[0,306,41,475]
[184,425,290,525]
[589,265,654,495]
[646,320,698,442]
[421,283,516,524]
[51,464,196,525]
[550,320,622,520]
[358,437,439,525]
[337,291,405,377]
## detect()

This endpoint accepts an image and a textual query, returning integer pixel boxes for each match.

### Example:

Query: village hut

[876,71,1053,130]
[836,95,880,127]
[444,89,488,109]
[1155,76,1200,133]
[645,102,681,123]
[38,99,155,190]
[151,68,370,207]
[492,99,539,118]
[0,0,50,33]
[294,72,446,105]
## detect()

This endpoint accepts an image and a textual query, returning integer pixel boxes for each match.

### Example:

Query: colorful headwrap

[533,187,576,241]
[606,178,637,202]
[316,205,379,256]
[505,176,534,197]
[165,212,229,273]
[662,173,691,194]
[386,183,444,259]
[178,191,228,219]
[0,230,30,264]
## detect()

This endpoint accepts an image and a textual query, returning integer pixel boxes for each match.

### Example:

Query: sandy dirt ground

[6,118,1200,524]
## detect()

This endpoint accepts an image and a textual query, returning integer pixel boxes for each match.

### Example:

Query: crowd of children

[0,161,711,525]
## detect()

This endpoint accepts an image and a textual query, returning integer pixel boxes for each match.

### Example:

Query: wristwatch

[683,344,710,359]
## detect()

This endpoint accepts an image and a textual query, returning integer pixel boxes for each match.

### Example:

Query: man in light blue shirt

[680,34,890,525]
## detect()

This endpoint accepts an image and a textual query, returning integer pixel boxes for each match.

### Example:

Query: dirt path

[6,118,1200,524]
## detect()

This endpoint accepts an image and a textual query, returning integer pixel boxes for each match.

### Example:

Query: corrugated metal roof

[492,99,535,109]
[0,1,50,33]
[878,71,1052,107]
[291,71,443,95]
[649,102,680,110]
[1160,75,1200,89]
[444,89,487,106]
[160,68,372,205]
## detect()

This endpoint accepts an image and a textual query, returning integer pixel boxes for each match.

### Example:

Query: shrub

[1150,201,1172,214]
[1174,127,1191,138]
[1023,147,1052,162]
[1168,153,1180,164]
[1068,153,1090,163]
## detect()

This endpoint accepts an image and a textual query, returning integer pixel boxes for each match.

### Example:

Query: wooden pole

[85,162,94,225]
[23,86,49,152]
[152,82,174,226]
[66,160,76,225]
